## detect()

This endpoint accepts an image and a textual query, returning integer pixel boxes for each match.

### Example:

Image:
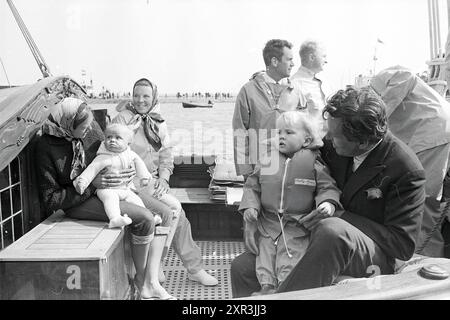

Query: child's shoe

[108,214,132,228]
[154,214,162,225]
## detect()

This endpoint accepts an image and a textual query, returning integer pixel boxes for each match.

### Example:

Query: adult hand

[243,220,259,255]
[153,178,170,199]
[297,202,335,231]
[92,168,136,189]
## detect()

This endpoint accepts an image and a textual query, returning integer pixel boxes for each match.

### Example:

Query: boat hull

[182,102,213,108]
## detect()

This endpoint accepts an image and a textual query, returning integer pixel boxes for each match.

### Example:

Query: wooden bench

[0,210,134,300]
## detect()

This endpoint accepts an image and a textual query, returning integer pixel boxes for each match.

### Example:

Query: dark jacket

[321,132,426,263]
[35,126,104,215]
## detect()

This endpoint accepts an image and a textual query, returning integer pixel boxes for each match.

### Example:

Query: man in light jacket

[232,39,307,180]
[291,40,328,137]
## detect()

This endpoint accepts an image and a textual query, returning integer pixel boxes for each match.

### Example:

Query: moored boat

[182,101,214,108]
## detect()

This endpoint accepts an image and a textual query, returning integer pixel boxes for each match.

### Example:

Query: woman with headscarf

[113,78,218,286]
[35,97,176,300]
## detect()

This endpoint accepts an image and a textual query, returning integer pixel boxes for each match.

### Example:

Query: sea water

[96,101,235,158]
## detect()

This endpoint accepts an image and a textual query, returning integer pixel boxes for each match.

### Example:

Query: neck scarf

[127,78,165,151]
[42,97,87,180]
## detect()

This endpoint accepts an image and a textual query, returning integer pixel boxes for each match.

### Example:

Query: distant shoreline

[87,97,236,104]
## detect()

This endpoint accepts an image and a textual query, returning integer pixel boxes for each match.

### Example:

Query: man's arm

[232,86,253,177]
[341,169,426,261]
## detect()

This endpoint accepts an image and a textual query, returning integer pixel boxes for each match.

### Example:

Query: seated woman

[113,78,218,286]
[35,96,176,300]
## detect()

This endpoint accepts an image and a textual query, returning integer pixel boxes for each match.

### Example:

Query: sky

[0,0,448,95]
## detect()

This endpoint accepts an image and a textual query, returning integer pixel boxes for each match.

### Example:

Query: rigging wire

[6,0,51,78]
[0,55,12,88]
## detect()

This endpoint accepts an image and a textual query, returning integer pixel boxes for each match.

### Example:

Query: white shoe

[188,269,218,286]
[159,266,166,283]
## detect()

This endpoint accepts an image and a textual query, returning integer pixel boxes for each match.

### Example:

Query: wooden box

[170,188,243,241]
[0,211,134,300]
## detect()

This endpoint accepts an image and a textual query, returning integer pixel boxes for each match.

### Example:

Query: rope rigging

[7,0,52,78]
[0,55,11,88]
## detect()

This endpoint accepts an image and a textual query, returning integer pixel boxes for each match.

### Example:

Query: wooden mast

[448,0,450,29]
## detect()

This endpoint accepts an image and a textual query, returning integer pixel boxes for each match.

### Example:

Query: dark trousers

[65,195,157,237]
[231,217,394,298]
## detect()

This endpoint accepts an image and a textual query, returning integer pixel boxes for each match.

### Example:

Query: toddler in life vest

[74,123,162,228]
[239,111,342,296]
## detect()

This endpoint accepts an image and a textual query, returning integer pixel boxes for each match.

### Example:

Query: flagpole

[373,43,378,76]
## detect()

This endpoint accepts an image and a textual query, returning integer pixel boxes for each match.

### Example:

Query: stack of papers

[208,179,227,203]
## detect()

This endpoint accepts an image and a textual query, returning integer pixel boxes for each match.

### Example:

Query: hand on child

[153,178,170,199]
[93,168,136,189]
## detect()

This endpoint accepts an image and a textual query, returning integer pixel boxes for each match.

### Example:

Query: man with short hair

[232,39,307,180]
[291,40,328,137]
[230,87,426,296]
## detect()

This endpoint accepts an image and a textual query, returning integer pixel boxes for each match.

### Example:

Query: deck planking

[170,187,215,204]
[0,210,123,261]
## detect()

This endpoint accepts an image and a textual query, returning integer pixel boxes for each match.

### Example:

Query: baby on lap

[73,123,161,228]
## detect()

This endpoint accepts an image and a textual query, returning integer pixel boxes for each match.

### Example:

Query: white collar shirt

[352,139,383,172]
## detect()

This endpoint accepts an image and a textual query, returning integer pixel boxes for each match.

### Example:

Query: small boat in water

[182,101,213,108]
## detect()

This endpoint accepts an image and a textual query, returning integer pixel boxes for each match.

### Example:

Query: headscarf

[126,78,165,151]
[42,97,89,180]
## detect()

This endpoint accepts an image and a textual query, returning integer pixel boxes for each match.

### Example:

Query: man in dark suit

[230,87,426,297]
